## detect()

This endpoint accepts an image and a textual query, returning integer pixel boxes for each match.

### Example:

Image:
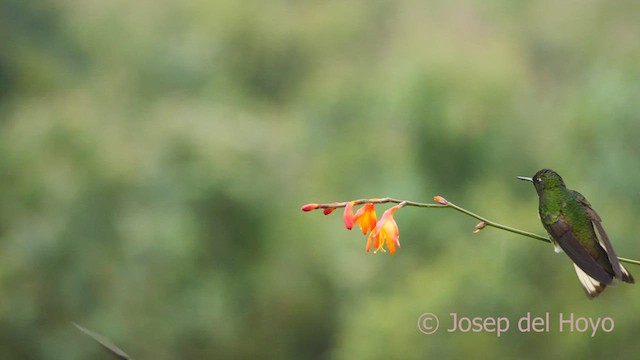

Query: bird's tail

[573,264,607,299]
[619,264,635,284]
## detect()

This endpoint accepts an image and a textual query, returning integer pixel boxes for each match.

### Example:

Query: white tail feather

[573,264,606,298]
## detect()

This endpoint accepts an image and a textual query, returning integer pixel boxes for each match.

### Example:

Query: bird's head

[518,168,566,195]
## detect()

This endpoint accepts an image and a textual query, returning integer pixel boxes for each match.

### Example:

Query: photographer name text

[417,312,614,336]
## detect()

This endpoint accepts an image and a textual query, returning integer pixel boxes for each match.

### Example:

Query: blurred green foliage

[1,0,640,358]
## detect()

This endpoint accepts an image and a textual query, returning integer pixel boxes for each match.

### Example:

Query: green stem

[306,196,640,266]
[439,199,640,266]
[617,256,640,266]
[442,201,551,244]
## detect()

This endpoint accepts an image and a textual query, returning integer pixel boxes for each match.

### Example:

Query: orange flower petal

[366,231,374,252]
[353,204,366,222]
[387,237,396,254]
[343,201,355,230]
[386,217,400,249]
[353,203,377,235]
[373,230,382,251]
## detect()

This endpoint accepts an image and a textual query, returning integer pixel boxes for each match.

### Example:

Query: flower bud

[473,221,487,233]
[323,207,336,215]
[433,196,449,205]
[301,203,319,212]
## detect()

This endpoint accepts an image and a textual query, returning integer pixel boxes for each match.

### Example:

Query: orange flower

[352,203,377,235]
[343,201,355,230]
[367,205,401,254]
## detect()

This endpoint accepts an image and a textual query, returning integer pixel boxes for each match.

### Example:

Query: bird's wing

[574,191,630,282]
[546,216,613,285]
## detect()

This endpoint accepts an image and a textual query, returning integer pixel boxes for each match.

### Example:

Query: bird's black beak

[517,176,533,182]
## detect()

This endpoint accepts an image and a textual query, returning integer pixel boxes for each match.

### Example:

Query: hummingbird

[518,169,634,298]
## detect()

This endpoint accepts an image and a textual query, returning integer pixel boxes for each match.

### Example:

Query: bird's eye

[535,178,541,182]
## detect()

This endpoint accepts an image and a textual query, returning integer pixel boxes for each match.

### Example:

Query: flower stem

[306,196,640,266]
[442,200,551,244]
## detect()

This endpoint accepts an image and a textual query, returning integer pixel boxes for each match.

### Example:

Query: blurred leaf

[73,323,132,360]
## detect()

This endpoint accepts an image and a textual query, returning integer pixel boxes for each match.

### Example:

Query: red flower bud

[323,207,336,215]
[301,203,319,212]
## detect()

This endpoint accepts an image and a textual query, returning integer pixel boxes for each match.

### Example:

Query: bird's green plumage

[538,186,611,271]
[520,168,633,298]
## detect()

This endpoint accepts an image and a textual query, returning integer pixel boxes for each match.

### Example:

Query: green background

[2,0,639,358]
